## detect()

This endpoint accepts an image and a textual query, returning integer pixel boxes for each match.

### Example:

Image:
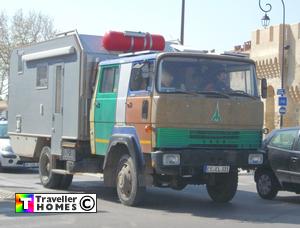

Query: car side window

[294,135,300,151]
[269,129,298,150]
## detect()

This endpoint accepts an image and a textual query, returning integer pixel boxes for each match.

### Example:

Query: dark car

[255,127,300,199]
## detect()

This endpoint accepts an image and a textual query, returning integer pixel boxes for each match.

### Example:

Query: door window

[129,61,154,93]
[99,67,119,93]
[269,129,298,150]
[55,65,63,113]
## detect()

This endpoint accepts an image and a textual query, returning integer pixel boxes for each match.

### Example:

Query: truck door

[94,65,120,155]
[125,61,154,152]
[51,64,64,155]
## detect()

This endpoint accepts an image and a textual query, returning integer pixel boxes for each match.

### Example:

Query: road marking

[0,190,15,200]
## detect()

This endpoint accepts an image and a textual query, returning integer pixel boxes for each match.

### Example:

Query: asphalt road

[0,168,299,228]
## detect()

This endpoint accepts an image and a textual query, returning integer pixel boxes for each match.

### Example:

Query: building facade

[235,23,300,131]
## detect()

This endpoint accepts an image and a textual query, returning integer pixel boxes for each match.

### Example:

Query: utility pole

[180,0,185,45]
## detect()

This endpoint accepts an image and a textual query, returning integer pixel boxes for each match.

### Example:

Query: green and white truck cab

[8,31,267,206]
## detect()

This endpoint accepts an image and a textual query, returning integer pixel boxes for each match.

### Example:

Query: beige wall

[249,23,300,131]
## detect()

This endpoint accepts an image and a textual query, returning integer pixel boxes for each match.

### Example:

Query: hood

[152,94,264,129]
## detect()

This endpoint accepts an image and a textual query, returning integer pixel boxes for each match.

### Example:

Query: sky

[1,0,300,52]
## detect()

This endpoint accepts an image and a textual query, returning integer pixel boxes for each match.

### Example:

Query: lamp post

[258,0,286,128]
[180,0,185,45]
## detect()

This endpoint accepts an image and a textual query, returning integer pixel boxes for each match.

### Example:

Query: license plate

[204,165,230,173]
[24,163,38,168]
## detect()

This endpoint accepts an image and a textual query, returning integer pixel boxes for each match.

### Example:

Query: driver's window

[129,61,154,93]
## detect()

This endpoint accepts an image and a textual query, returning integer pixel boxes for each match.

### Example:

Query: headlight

[163,154,180,166]
[248,154,263,165]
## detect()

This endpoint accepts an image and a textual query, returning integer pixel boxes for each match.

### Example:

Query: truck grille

[156,128,261,149]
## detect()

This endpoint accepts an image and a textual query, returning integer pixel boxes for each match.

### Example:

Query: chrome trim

[8,132,51,138]
[277,169,300,176]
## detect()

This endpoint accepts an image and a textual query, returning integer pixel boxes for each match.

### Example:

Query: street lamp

[258,0,286,128]
[261,13,271,28]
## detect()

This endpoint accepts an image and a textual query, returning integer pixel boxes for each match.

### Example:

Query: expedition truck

[8,30,267,206]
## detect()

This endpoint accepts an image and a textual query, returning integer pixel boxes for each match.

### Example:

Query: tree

[0,9,57,97]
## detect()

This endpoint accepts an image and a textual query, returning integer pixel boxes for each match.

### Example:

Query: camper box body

[8,32,116,158]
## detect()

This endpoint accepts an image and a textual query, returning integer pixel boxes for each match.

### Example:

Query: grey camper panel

[8,35,81,138]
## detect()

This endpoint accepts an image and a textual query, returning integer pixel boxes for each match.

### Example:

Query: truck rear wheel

[39,146,62,188]
[116,154,145,206]
[206,168,238,203]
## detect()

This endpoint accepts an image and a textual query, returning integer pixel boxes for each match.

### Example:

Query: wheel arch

[254,166,280,187]
[102,134,145,187]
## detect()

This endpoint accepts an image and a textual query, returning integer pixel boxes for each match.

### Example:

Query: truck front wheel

[39,146,62,188]
[206,168,238,203]
[116,154,145,206]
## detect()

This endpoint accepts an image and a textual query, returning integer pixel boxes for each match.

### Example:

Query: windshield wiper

[174,89,199,96]
[197,91,230,98]
[227,90,257,100]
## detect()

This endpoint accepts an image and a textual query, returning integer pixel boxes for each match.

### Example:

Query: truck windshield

[157,56,258,97]
[0,123,8,138]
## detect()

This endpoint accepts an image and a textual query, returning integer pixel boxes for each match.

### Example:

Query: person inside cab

[180,66,200,91]
[204,71,231,92]
[160,69,174,89]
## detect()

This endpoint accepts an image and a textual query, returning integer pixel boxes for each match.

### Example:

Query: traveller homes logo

[15,193,97,213]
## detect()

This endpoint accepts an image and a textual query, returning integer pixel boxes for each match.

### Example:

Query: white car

[0,119,24,170]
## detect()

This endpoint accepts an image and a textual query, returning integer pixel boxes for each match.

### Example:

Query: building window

[36,63,48,89]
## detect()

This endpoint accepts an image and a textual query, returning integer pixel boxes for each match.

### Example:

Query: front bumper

[151,149,265,176]
[0,156,23,168]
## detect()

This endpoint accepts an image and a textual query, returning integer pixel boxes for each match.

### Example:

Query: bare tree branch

[0,9,56,97]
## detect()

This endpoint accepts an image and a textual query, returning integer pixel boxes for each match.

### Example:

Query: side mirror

[261,78,267,99]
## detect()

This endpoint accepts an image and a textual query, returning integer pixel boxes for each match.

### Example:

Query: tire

[206,168,238,203]
[0,161,3,172]
[39,146,62,189]
[116,154,145,206]
[255,169,279,200]
[59,174,73,189]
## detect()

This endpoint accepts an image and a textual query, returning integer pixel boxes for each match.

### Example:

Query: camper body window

[36,63,48,89]
[17,52,24,74]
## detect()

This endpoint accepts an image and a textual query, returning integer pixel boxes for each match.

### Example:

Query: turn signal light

[145,125,153,133]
